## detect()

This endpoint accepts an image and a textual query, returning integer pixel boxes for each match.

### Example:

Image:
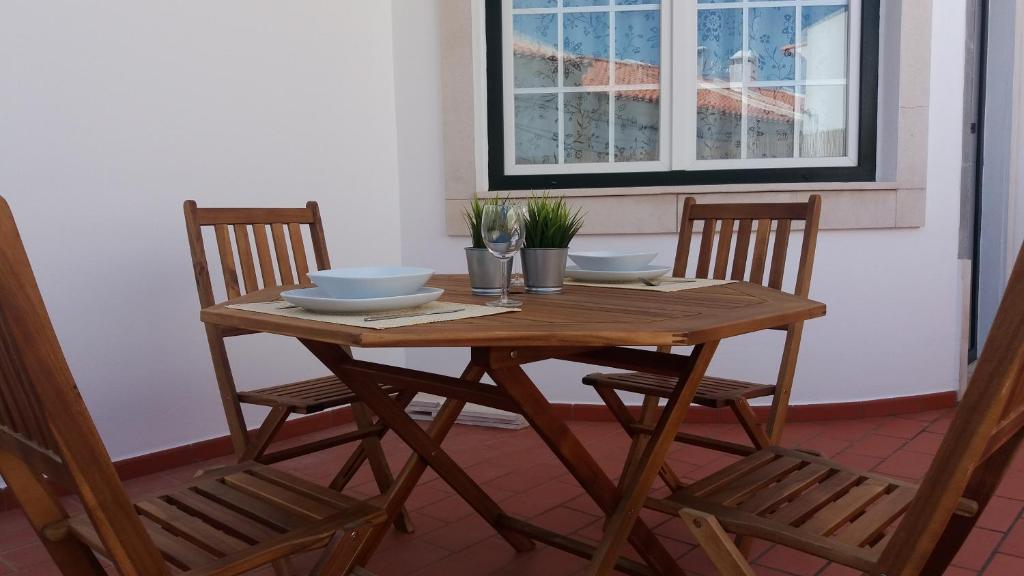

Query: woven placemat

[228,300,518,330]
[563,277,735,292]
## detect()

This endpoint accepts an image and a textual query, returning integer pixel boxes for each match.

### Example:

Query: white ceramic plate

[307,266,434,299]
[565,265,671,283]
[567,251,657,271]
[280,286,444,313]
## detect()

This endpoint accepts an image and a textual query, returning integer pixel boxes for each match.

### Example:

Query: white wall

[0,1,405,461]
[393,0,967,406]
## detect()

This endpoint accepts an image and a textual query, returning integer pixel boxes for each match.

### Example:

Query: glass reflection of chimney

[730,50,756,83]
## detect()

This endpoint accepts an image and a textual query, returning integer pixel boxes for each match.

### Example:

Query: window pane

[747,88,795,158]
[564,13,610,86]
[515,94,559,164]
[616,0,660,5]
[565,0,609,6]
[513,0,556,8]
[697,88,742,160]
[615,10,660,83]
[564,92,610,163]
[801,85,847,157]
[801,5,849,81]
[513,14,558,88]
[749,7,796,81]
[615,91,659,161]
[697,9,742,82]
[698,0,739,3]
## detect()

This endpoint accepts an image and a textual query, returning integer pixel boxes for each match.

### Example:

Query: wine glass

[481,203,526,307]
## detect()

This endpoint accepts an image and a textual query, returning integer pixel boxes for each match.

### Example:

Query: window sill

[444,183,923,236]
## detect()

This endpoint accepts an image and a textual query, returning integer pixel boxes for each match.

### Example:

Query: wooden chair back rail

[876,244,1024,574]
[184,201,331,308]
[674,196,821,298]
[0,197,170,574]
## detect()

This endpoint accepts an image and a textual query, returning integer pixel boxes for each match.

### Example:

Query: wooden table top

[200,274,826,349]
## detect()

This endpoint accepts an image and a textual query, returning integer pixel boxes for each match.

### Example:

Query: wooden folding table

[200,274,825,575]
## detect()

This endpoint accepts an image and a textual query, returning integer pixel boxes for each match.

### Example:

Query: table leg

[301,340,535,555]
[584,342,719,576]
[483,354,684,576]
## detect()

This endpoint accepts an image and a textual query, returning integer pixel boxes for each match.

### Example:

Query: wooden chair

[183,201,414,532]
[0,196,384,575]
[584,196,822,470]
[658,242,1024,575]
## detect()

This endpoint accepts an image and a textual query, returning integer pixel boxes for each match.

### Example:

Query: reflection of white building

[799,7,849,157]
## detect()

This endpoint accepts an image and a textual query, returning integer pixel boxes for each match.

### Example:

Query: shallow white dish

[565,265,671,283]
[567,251,657,271]
[280,286,444,313]
[308,266,434,299]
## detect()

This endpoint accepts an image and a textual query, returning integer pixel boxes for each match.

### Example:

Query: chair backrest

[674,195,822,297]
[0,197,169,574]
[183,201,331,308]
[880,243,1024,574]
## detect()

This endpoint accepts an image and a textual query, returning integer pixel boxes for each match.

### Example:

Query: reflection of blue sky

[565,0,608,6]
[749,7,795,81]
[514,13,557,49]
[513,0,556,8]
[802,4,845,29]
[616,0,660,4]
[564,12,610,59]
[698,9,741,81]
[616,10,660,65]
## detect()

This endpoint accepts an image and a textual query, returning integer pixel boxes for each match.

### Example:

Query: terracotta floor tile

[995,473,1024,502]
[364,538,450,576]
[944,567,980,576]
[984,553,1024,575]
[409,536,518,576]
[978,497,1024,532]
[843,433,907,458]
[873,417,930,439]
[531,506,600,535]
[1000,518,1024,558]
[756,545,829,575]
[874,449,936,480]
[817,563,863,575]
[830,450,883,473]
[418,514,496,552]
[902,431,946,455]
[952,528,1005,571]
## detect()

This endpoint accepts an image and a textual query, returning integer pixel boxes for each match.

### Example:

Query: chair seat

[67,463,385,575]
[583,372,775,408]
[645,447,979,570]
[238,376,399,415]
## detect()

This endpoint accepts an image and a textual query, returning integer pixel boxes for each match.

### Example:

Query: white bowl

[307,267,434,299]
[567,251,658,272]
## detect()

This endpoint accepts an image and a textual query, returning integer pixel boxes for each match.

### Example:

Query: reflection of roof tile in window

[514,41,801,120]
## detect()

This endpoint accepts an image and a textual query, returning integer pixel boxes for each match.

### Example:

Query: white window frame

[502,0,672,175]
[500,0,862,176]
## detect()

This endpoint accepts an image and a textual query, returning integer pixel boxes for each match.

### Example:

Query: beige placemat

[227,300,518,330]
[563,277,735,292]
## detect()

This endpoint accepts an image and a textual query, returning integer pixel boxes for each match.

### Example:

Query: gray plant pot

[521,247,569,294]
[465,247,513,296]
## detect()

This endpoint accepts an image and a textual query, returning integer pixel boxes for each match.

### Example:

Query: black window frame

[486,0,881,191]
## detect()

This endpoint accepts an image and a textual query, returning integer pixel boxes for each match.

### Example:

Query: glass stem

[500,256,510,305]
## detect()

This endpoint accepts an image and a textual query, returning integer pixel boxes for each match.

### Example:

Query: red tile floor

[2,408,1023,575]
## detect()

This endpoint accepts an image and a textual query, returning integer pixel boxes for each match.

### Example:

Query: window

[486,0,880,190]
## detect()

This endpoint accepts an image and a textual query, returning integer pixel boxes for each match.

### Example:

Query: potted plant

[521,194,585,294]
[464,194,513,295]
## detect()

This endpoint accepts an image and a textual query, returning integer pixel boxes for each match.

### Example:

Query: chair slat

[731,219,753,281]
[837,487,915,547]
[193,482,306,531]
[769,219,792,290]
[138,516,218,570]
[684,451,777,497]
[270,224,295,286]
[288,223,310,282]
[713,219,735,280]
[739,463,832,515]
[695,219,717,278]
[136,498,250,556]
[251,225,277,287]
[769,471,860,526]
[232,225,259,293]
[708,456,804,506]
[749,219,772,284]
[165,489,281,544]
[800,479,889,536]
[222,472,335,520]
[214,225,241,299]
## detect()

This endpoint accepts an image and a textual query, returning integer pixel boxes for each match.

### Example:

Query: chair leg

[243,406,292,462]
[330,390,417,492]
[766,323,804,444]
[728,398,771,451]
[679,508,756,576]
[352,400,415,534]
[592,384,682,491]
[0,452,106,575]
[310,524,376,575]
